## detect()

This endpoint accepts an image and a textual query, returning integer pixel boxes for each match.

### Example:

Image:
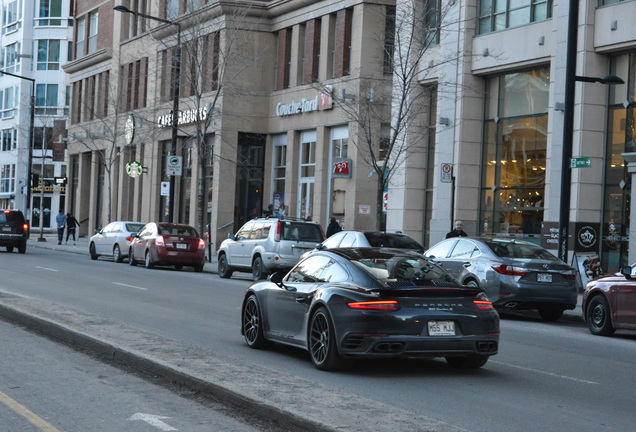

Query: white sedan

[89,221,145,262]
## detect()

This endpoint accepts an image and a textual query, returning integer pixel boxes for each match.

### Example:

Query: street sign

[126,161,143,178]
[160,181,170,196]
[570,157,591,168]
[166,156,182,176]
[441,163,453,183]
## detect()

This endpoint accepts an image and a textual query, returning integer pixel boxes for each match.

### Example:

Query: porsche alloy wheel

[309,307,348,371]
[243,296,268,348]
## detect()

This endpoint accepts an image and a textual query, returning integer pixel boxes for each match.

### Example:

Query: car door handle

[463,262,471,267]
[296,296,307,303]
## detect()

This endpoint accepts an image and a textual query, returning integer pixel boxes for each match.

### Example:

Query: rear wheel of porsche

[309,307,349,371]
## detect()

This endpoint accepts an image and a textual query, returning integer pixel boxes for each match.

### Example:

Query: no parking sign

[441,163,453,183]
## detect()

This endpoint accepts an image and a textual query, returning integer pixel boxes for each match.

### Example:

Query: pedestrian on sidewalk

[66,213,79,245]
[55,210,66,245]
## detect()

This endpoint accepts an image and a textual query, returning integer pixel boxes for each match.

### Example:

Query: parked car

[217,217,325,281]
[583,265,636,336]
[129,223,206,272]
[317,231,424,252]
[0,209,29,253]
[89,221,145,262]
[424,237,577,321]
[241,248,499,371]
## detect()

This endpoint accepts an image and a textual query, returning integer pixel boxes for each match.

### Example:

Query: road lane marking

[128,413,177,431]
[113,282,148,291]
[0,390,61,432]
[35,266,58,272]
[491,360,599,385]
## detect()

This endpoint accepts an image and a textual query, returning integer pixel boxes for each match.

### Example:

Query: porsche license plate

[537,273,552,283]
[176,243,188,250]
[427,321,455,336]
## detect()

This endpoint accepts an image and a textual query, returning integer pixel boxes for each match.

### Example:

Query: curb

[0,293,469,432]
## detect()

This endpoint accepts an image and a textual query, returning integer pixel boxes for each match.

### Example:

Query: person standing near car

[55,210,66,245]
[66,213,79,245]
[326,217,342,238]
[445,220,468,238]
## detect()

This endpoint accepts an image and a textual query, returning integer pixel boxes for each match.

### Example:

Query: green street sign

[570,157,591,169]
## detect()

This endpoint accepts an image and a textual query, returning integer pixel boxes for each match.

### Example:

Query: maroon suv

[129,223,206,272]
[583,266,636,336]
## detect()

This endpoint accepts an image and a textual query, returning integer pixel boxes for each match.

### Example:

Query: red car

[129,223,206,272]
[583,266,636,336]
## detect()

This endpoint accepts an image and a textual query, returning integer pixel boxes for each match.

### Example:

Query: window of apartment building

[2,0,22,35]
[0,86,18,118]
[0,164,16,193]
[602,53,636,272]
[302,19,321,85]
[67,41,73,61]
[1,42,20,73]
[332,9,353,78]
[122,58,148,111]
[126,0,148,39]
[1,128,16,151]
[275,28,292,90]
[76,17,85,59]
[34,127,54,151]
[423,0,441,46]
[160,48,177,101]
[600,0,630,4]
[203,32,220,93]
[64,85,70,115]
[36,83,59,115]
[204,134,214,218]
[379,123,391,162]
[480,67,549,240]
[299,131,316,220]
[384,6,395,75]
[478,0,552,35]
[88,11,98,54]
[37,40,60,70]
[38,0,62,26]
[271,134,287,213]
[164,0,179,20]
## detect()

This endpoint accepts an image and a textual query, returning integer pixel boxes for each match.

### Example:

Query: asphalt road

[1,246,635,432]
[0,319,264,432]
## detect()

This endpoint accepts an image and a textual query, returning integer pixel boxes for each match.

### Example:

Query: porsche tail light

[274,220,281,242]
[155,236,165,246]
[474,300,494,311]
[492,264,528,276]
[348,300,399,311]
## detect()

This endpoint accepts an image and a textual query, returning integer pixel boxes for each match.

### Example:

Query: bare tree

[327,0,457,230]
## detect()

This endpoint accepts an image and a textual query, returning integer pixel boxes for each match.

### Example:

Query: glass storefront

[480,67,550,243]
[603,54,636,272]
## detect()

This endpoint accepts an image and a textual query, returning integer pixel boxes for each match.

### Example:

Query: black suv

[0,210,29,253]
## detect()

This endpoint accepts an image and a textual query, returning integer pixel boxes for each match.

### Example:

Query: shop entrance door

[32,196,52,229]
[298,181,314,221]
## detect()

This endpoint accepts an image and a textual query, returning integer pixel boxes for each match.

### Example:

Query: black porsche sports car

[241,248,500,371]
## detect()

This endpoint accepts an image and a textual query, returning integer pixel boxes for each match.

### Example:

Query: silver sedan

[89,221,145,263]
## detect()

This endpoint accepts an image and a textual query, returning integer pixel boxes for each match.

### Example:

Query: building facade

[65,0,396,249]
[0,0,72,228]
[387,0,636,273]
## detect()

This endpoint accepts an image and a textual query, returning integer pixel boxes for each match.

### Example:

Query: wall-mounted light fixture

[439,117,451,126]
[611,20,618,31]
[554,102,564,111]
[482,48,489,57]
[538,36,545,46]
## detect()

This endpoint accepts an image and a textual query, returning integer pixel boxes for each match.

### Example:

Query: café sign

[157,106,209,128]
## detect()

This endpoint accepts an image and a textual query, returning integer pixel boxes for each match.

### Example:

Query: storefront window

[480,67,549,242]
[329,126,348,228]
[271,134,286,216]
[602,54,636,272]
[298,131,316,220]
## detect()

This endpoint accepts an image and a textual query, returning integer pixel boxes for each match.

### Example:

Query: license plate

[1,226,10,232]
[176,243,188,250]
[537,273,552,283]
[427,321,455,336]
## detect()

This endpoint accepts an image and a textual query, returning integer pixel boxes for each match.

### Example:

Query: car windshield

[485,240,560,261]
[364,232,423,249]
[352,255,460,286]
[125,223,145,233]
[282,222,323,242]
[158,226,198,237]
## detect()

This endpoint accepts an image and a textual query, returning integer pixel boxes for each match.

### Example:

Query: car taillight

[274,220,281,242]
[198,239,205,249]
[3,210,9,214]
[562,270,576,280]
[126,236,134,242]
[155,236,165,246]
[23,223,29,234]
[492,264,528,276]
[474,300,494,311]
[347,300,399,311]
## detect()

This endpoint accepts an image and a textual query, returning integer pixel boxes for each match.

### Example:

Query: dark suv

[0,210,29,253]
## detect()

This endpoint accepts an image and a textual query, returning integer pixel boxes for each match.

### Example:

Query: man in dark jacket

[326,217,342,238]
[446,220,468,238]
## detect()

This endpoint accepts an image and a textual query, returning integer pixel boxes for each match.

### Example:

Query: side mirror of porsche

[270,271,285,285]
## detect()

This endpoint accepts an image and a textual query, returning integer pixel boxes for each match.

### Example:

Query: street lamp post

[0,71,36,230]
[114,5,181,223]
[558,0,624,263]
